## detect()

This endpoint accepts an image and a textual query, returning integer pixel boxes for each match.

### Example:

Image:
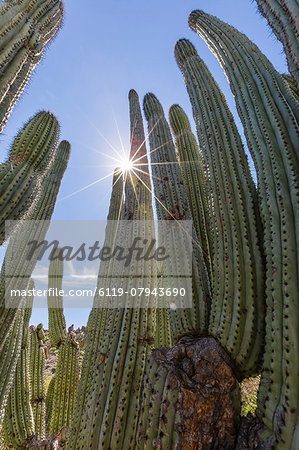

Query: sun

[118,157,134,173]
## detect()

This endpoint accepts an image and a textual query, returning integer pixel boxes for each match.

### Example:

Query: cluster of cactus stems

[69,90,156,449]
[143,93,211,340]
[255,0,299,89]
[0,139,70,426]
[174,38,265,377]
[188,10,298,447]
[0,1,298,449]
[2,281,34,448]
[0,0,64,132]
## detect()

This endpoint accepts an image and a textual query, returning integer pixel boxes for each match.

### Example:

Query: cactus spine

[0,0,64,132]
[189,10,298,446]
[29,323,46,440]
[255,0,299,89]
[0,111,60,244]
[2,281,34,448]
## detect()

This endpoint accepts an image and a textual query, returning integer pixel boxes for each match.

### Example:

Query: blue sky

[1,0,287,327]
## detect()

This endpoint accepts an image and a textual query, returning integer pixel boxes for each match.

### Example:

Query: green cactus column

[69,90,156,449]
[143,93,211,340]
[45,374,56,436]
[255,0,299,89]
[49,333,80,436]
[2,281,34,448]
[0,111,60,245]
[189,10,298,447]
[29,323,46,440]
[0,0,64,132]
[169,103,212,282]
[0,140,70,426]
[47,249,67,348]
[174,39,264,377]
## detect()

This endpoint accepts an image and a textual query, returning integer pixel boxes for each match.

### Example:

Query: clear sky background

[0,0,287,328]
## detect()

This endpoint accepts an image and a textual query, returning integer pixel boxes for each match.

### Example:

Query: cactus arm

[29,323,46,440]
[255,0,299,89]
[169,103,212,282]
[45,374,56,435]
[47,248,67,347]
[49,334,80,435]
[189,10,298,446]
[0,111,60,245]
[0,0,64,132]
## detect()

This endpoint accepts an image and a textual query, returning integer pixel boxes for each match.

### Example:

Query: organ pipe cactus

[0,0,64,132]
[47,249,67,347]
[188,10,298,447]
[255,0,299,89]
[0,139,70,426]
[2,281,34,448]
[68,169,125,449]
[45,375,56,436]
[29,323,46,440]
[174,39,264,377]
[169,104,212,280]
[49,333,80,436]
[0,111,60,244]
[69,90,156,449]
[143,93,211,339]
[45,249,80,436]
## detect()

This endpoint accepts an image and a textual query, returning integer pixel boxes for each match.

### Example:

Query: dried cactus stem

[138,336,241,449]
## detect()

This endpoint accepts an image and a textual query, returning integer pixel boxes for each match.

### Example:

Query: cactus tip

[174,39,197,68]
[143,93,164,120]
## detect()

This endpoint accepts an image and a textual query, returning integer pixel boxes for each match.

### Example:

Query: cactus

[174,39,264,377]
[255,0,299,89]
[138,337,241,449]
[0,139,70,425]
[0,0,64,132]
[29,323,46,440]
[169,103,212,280]
[188,10,298,447]
[69,90,156,449]
[143,93,211,339]
[49,333,80,436]
[1,280,34,448]
[47,248,67,347]
[0,111,60,245]
[45,375,56,436]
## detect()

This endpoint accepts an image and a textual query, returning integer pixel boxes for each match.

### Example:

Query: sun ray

[130,116,161,163]
[133,139,173,164]
[58,171,116,203]
[133,166,164,183]
[131,168,207,256]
